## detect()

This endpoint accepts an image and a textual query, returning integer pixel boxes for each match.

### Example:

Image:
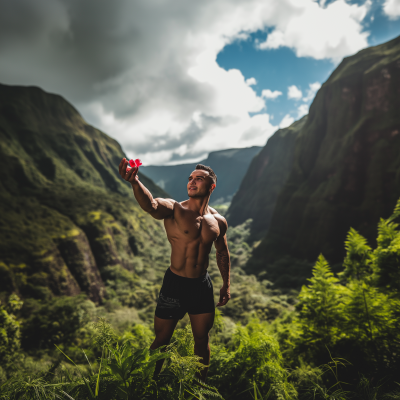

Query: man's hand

[119,158,139,184]
[217,285,231,307]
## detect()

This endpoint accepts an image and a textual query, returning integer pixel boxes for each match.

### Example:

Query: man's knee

[152,332,173,349]
[193,332,210,347]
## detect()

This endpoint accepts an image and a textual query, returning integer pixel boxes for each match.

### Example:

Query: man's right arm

[118,158,175,220]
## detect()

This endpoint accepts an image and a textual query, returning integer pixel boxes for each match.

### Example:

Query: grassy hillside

[0,83,170,302]
[243,35,400,284]
[141,146,262,205]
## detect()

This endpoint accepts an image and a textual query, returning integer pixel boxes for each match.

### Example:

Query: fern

[387,198,400,223]
[340,228,372,282]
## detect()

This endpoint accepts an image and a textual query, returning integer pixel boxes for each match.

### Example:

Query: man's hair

[195,164,217,185]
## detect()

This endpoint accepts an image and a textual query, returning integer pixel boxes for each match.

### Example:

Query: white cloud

[288,85,303,100]
[246,77,257,86]
[257,0,370,62]
[261,89,283,99]
[0,0,371,164]
[297,104,309,118]
[383,0,400,19]
[303,82,322,102]
[279,114,295,128]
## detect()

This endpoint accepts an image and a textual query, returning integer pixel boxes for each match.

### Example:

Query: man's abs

[169,239,213,278]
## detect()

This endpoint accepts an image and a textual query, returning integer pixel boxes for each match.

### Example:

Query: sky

[1,0,400,165]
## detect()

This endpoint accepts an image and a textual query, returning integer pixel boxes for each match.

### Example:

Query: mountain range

[228,35,400,286]
[1,34,399,298]
[0,84,169,302]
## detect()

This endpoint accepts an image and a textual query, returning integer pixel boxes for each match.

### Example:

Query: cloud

[302,82,322,102]
[261,89,282,99]
[0,0,370,164]
[240,113,276,140]
[245,77,257,86]
[279,114,295,128]
[288,85,303,100]
[383,0,400,19]
[257,0,370,62]
[297,104,309,118]
[127,114,223,154]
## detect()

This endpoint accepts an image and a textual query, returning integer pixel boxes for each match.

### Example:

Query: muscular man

[118,158,231,381]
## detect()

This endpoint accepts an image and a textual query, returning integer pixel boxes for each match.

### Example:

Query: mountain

[141,146,262,205]
[232,35,400,285]
[227,116,307,239]
[0,84,169,302]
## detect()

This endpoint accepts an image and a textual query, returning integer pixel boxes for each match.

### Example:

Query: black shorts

[155,268,215,320]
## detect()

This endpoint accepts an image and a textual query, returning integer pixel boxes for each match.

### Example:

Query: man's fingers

[126,166,135,180]
[216,296,229,307]
[127,167,139,182]
[118,158,126,175]
[121,160,129,176]
[221,297,229,306]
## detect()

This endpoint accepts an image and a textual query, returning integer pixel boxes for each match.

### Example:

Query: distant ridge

[141,146,262,205]
[227,116,307,238]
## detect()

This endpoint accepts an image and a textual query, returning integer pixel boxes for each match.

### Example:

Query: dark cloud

[0,0,211,114]
[125,114,222,154]
[0,0,284,163]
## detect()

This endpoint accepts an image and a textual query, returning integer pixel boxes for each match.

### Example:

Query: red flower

[129,159,142,167]
[126,158,142,171]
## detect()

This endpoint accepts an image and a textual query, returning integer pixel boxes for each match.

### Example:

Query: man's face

[187,170,215,198]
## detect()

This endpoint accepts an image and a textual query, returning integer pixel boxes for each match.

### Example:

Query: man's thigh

[152,316,179,345]
[189,312,215,342]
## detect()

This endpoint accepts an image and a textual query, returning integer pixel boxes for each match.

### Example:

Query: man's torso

[164,201,223,278]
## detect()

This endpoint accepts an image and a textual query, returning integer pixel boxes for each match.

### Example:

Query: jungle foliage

[1,200,400,399]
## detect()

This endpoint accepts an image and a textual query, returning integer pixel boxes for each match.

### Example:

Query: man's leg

[189,312,215,382]
[150,315,179,376]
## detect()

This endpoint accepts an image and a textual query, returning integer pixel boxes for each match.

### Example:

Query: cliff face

[227,117,307,239]
[141,146,262,205]
[245,35,400,281]
[0,84,169,302]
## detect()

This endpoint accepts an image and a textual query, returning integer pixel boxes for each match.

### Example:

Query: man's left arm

[214,217,231,307]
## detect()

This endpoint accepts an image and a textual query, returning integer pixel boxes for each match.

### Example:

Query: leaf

[55,345,95,399]
[108,363,124,380]
[95,348,104,397]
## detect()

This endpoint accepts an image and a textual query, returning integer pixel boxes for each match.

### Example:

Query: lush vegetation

[0,83,169,305]
[1,200,400,399]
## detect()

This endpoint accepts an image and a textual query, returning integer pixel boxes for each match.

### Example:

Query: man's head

[187,164,217,198]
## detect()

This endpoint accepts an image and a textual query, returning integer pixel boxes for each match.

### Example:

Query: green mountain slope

[227,116,307,239]
[245,35,400,282]
[141,146,262,205]
[0,84,169,302]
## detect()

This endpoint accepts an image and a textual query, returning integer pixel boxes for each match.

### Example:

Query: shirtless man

[118,158,231,381]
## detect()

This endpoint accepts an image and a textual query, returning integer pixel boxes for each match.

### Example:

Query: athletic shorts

[155,267,215,320]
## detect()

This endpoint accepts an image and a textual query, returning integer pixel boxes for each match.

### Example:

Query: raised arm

[214,216,231,307]
[118,158,175,220]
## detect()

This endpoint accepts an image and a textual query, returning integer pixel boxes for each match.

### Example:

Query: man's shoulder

[209,207,228,229]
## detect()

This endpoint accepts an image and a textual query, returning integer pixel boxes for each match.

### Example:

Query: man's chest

[165,211,220,243]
